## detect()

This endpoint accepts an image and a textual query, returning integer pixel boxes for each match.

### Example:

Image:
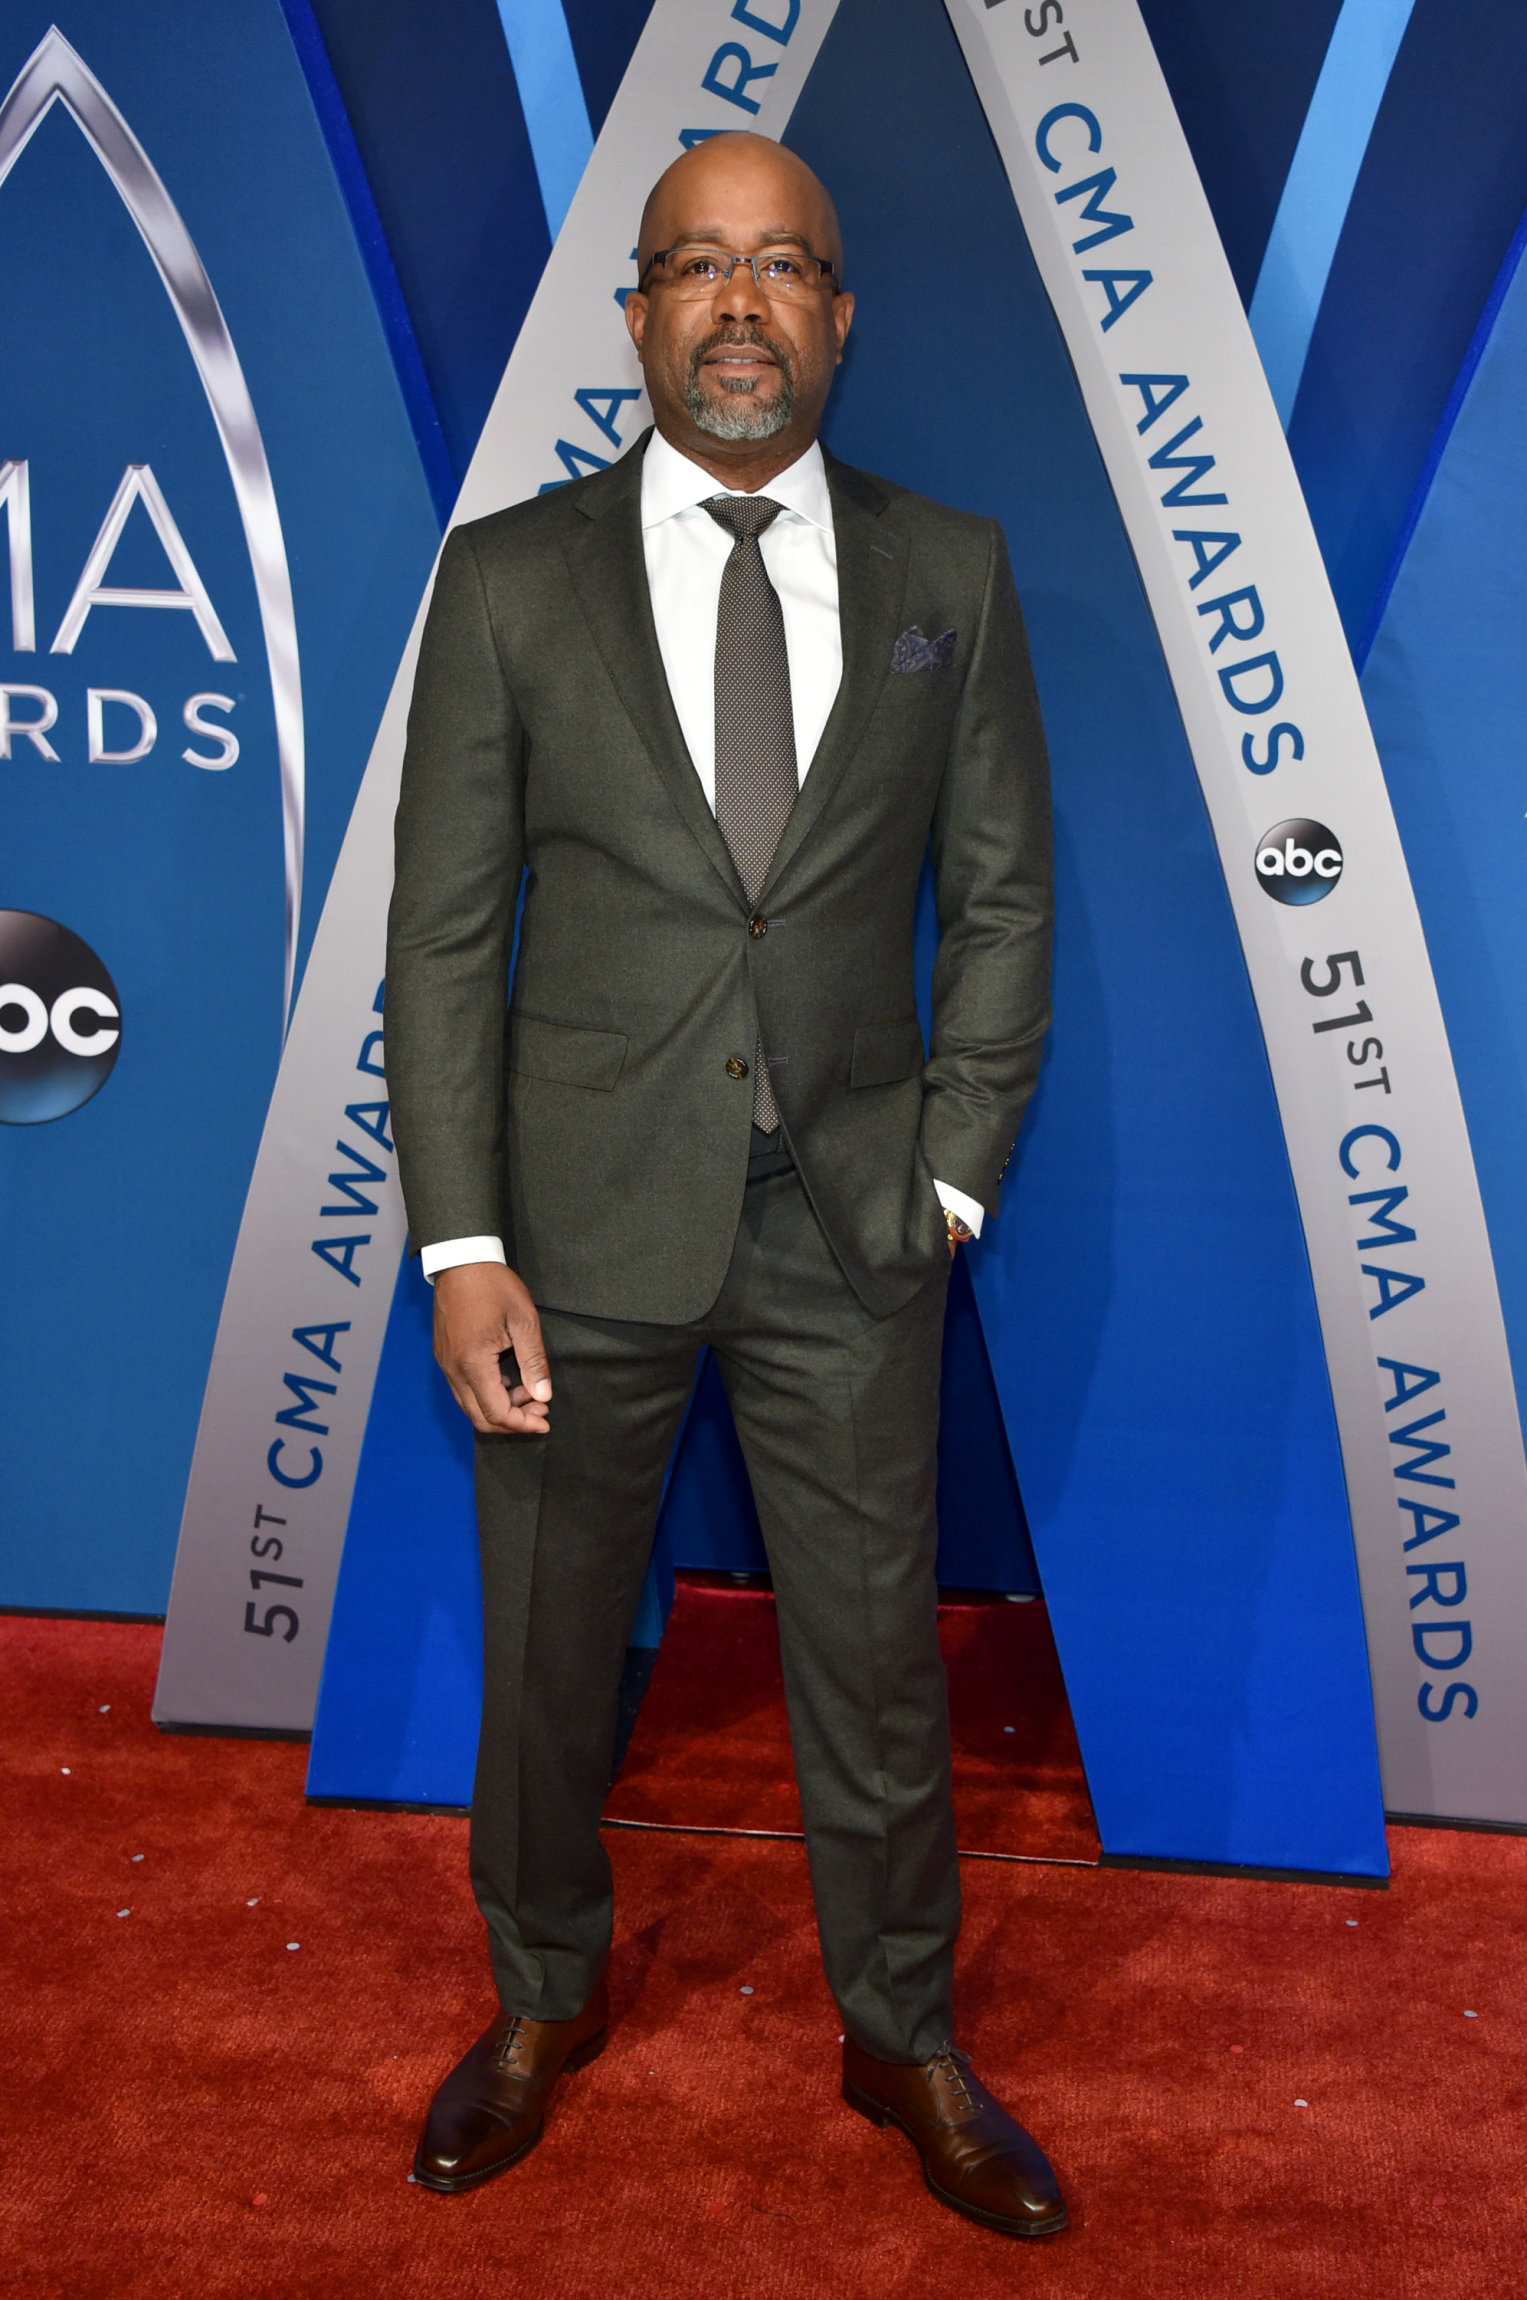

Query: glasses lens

[667,249,727,289]
[756,254,817,293]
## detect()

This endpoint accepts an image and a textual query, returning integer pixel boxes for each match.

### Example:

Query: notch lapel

[559,439,744,904]
[760,457,909,902]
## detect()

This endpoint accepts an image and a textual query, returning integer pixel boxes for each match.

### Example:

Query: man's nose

[712,260,768,321]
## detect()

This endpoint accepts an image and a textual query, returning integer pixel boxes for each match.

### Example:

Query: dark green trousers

[469,1163,959,2065]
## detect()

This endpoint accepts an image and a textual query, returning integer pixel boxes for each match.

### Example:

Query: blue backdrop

[0,0,439,1611]
[13,0,1527,1879]
[1360,208,1527,1447]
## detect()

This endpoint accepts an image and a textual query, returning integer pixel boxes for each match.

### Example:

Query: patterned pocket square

[890,625,956,673]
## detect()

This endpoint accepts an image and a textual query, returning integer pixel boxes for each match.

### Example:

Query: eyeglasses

[639,246,839,297]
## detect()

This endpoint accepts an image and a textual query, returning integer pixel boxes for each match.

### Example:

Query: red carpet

[6,1614,1527,2300]
[606,1578,1101,1861]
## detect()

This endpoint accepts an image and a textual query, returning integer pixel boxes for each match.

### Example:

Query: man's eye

[760,257,802,281]
[679,254,722,280]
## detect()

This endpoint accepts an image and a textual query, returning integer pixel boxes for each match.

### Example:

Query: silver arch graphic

[0,25,305,1031]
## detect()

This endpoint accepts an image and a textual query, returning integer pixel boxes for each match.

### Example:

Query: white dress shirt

[640,426,842,804]
[420,432,983,1280]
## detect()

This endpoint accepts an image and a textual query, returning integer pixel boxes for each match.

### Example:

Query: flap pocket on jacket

[509,1012,627,1092]
[850,1017,924,1089]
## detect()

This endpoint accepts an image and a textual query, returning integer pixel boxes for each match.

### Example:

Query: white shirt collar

[641,426,832,532]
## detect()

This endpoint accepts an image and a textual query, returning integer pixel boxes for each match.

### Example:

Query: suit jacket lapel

[559,436,744,904]
[761,455,908,902]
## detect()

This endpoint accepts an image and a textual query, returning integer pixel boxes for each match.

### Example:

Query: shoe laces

[492,2014,530,2072]
[926,2042,977,2115]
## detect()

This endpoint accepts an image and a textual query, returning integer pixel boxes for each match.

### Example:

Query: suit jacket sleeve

[918,520,1054,1216]
[385,525,525,1255]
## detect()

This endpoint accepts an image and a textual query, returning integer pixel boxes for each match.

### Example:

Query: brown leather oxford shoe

[842,2035,1068,2238]
[413,1981,609,2194]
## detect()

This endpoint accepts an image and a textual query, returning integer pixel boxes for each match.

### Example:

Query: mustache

[688,325,795,384]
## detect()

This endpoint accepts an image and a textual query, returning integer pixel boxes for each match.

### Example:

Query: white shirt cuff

[933,1181,985,1240]
[419,1235,507,1282]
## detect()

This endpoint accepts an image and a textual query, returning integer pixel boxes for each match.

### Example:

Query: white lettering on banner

[182,693,239,770]
[0,458,242,771]
[0,460,235,659]
[0,680,240,766]
[50,462,234,660]
[0,458,36,650]
[0,682,58,759]
[945,0,1527,1822]
[154,0,846,1732]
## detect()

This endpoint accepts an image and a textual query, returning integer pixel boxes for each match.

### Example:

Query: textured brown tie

[703,493,798,1133]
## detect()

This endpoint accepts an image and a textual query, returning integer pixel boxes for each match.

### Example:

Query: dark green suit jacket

[385,433,1053,1323]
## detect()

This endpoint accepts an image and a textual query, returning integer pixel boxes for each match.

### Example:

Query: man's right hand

[432,1262,552,1437]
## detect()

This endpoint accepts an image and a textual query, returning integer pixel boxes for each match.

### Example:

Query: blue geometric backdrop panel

[0,0,440,1611]
[1361,210,1527,1448]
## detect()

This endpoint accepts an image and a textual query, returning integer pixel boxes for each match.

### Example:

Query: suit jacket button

[725,1055,749,1080]
[748,914,767,939]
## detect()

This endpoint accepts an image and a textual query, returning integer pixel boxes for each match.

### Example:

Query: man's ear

[624,291,649,358]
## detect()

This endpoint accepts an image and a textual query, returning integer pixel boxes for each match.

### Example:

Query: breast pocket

[849,1016,925,1089]
[508,1011,627,1091]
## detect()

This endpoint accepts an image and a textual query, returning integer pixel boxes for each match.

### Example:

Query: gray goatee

[685,335,796,441]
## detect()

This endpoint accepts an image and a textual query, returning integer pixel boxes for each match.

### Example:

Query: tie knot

[703,493,784,546]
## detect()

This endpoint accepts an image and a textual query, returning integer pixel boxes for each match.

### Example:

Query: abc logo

[1255,819,1344,906]
[0,910,121,1124]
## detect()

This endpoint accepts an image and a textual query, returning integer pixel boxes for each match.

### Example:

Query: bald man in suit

[387,132,1062,2239]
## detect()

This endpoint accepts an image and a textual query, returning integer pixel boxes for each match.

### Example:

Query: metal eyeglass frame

[637,246,840,294]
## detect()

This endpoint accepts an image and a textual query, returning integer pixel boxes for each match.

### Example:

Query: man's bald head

[637,132,844,281]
